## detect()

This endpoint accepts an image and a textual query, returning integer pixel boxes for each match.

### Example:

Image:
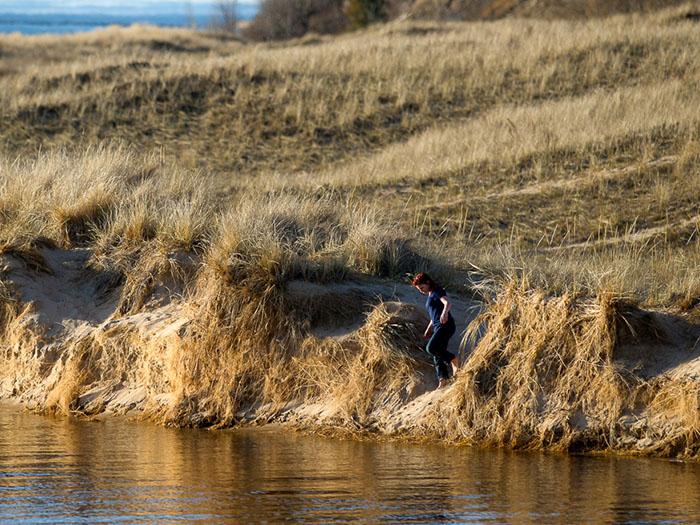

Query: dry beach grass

[0,4,700,457]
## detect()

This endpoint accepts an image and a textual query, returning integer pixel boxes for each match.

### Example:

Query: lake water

[1,404,700,523]
[0,1,258,35]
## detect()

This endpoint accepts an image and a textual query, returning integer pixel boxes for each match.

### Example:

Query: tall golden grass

[0,4,699,456]
[419,279,700,457]
[0,147,432,429]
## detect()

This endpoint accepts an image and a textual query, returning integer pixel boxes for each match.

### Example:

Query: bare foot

[451,357,460,377]
[437,378,450,390]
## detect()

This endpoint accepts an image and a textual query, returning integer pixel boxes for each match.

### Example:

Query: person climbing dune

[412,272,459,389]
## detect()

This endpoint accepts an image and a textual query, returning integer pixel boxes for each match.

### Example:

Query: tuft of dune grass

[321,302,431,426]
[162,194,424,426]
[418,277,700,458]
[0,7,700,459]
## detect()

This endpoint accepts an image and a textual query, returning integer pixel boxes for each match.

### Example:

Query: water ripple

[1,406,700,523]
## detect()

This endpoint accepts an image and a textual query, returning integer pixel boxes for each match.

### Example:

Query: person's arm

[439,296,452,325]
[424,321,433,339]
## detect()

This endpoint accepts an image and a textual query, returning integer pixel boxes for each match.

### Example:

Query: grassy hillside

[409,0,695,19]
[1,6,700,456]
[2,7,700,305]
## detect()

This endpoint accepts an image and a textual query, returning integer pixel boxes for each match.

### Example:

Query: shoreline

[4,397,697,464]
[1,7,700,463]
[1,246,698,460]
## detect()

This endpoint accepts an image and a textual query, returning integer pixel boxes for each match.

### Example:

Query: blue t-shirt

[426,286,453,328]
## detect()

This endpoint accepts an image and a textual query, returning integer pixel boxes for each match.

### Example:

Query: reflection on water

[1,405,699,524]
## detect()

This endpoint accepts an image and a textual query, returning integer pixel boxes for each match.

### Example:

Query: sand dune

[2,246,699,459]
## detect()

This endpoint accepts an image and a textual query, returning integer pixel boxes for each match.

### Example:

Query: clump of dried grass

[160,194,419,426]
[428,279,643,451]
[0,301,55,400]
[38,327,176,417]
[44,337,97,413]
[0,278,20,327]
[165,261,299,426]
[642,378,700,457]
[324,302,431,426]
[0,146,217,256]
[0,243,53,275]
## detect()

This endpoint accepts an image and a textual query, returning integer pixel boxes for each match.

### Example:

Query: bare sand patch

[1,246,699,459]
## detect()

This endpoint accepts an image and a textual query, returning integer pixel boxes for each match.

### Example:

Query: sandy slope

[1,247,699,459]
[0,247,478,416]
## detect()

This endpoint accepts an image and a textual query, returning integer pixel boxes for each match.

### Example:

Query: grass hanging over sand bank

[0,147,441,429]
[425,281,700,458]
[0,148,698,459]
[0,4,700,458]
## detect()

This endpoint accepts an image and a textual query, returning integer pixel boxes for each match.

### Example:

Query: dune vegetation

[1,3,700,458]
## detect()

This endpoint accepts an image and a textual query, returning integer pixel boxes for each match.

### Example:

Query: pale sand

[2,247,699,457]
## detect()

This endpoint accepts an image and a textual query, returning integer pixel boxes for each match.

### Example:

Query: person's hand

[440,311,448,325]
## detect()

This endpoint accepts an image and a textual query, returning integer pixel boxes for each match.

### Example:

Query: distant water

[0,1,258,35]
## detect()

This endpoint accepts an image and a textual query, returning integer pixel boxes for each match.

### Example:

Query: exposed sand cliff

[1,246,699,459]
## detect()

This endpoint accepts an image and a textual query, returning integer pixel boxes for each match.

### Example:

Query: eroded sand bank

[1,247,699,459]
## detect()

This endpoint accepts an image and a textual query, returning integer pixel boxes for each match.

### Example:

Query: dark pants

[425,320,456,380]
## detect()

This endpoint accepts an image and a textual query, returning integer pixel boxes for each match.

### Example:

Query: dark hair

[411,272,437,290]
